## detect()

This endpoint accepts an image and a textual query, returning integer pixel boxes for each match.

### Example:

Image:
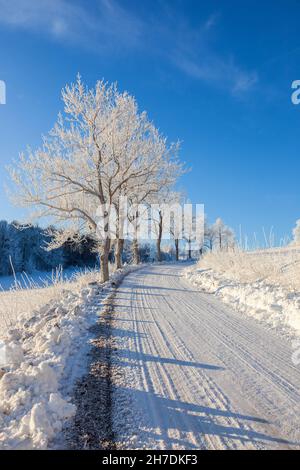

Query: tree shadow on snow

[113,386,298,449]
[113,345,224,371]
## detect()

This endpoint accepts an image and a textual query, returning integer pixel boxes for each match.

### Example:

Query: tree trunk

[157,239,162,262]
[175,239,179,261]
[100,238,110,283]
[115,238,124,270]
[115,205,124,270]
[132,238,139,264]
[157,211,163,262]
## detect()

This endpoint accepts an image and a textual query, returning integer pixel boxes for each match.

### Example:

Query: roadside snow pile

[0,266,135,449]
[184,265,300,340]
[0,284,101,449]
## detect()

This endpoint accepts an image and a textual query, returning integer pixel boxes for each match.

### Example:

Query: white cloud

[203,12,220,31]
[0,0,143,50]
[0,1,258,94]
[0,0,74,31]
[166,12,258,95]
[175,53,258,95]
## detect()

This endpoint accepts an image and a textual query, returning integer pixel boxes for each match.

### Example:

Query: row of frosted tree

[0,217,236,277]
[8,76,184,282]
[7,76,236,281]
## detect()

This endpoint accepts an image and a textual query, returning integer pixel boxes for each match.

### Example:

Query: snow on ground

[0,265,136,449]
[110,265,300,449]
[0,267,100,335]
[184,249,300,340]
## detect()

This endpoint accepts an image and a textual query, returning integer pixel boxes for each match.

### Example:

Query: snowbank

[0,266,136,449]
[184,266,300,340]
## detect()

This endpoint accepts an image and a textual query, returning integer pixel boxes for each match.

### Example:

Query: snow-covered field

[184,248,300,340]
[0,267,98,335]
[0,265,135,449]
[0,266,87,292]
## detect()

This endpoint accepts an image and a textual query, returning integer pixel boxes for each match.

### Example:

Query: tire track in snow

[110,264,300,449]
[174,282,300,440]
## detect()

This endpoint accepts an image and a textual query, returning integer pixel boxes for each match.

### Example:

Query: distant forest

[0,221,162,277]
[0,221,98,276]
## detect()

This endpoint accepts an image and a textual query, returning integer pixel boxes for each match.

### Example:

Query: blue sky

[0,0,300,246]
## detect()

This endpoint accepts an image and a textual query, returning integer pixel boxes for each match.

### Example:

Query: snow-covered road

[111,264,300,450]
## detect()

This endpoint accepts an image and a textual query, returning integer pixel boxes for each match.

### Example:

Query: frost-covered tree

[292,219,300,245]
[203,218,214,252]
[151,190,174,262]
[169,192,184,261]
[183,213,196,260]
[211,218,235,251]
[0,221,10,275]
[0,219,98,276]
[110,105,182,268]
[180,199,204,260]
[9,76,182,281]
[123,142,183,266]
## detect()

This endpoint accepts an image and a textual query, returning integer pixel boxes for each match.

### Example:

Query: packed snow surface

[111,264,300,449]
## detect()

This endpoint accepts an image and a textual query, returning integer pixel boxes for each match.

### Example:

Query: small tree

[203,218,214,252]
[292,219,300,245]
[181,199,204,260]
[211,218,235,251]
[168,192,184,262]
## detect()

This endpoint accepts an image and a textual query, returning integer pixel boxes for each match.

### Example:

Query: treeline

[0,221,174,277]
[0,221,98,276]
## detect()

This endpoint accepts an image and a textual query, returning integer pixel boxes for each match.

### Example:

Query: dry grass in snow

[0,265,118,337]
[200,247,300,291]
